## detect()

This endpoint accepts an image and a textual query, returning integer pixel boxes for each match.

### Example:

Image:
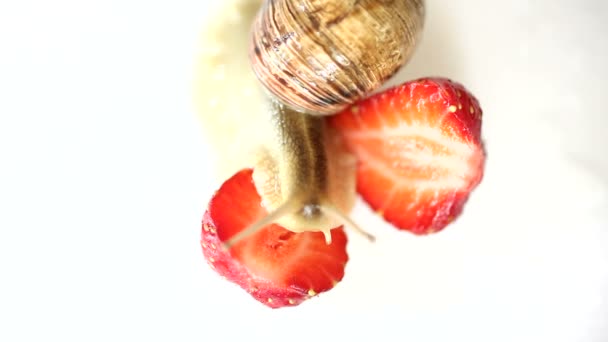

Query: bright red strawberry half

[201,169,348,308]
[329,77,485,235]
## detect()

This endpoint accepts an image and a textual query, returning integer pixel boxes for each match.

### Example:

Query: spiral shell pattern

[250,0,425,115]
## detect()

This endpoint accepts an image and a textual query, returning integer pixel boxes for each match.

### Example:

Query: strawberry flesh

[329,77,485,234]
[201,168,348,308]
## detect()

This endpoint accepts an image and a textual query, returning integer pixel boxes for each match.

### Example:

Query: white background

[1,0,607,341]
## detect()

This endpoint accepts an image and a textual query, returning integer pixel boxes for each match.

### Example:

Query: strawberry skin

[329,77,485,235]
[201,169,348,308]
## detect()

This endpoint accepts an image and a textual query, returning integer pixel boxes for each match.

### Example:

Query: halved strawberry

[201,168,348,308]
[328,77,485,235]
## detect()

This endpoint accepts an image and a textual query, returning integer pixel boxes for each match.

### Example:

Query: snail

[249,0,425,115]
[225,99,372,247]
[195,0,424,247]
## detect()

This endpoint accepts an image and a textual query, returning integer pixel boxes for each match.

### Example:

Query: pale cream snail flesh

[225,100,371,247]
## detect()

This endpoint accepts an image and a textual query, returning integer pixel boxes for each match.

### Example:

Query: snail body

[196,0,364,246]
[227,100,364,246]
[250,0,425,115]
[218,92,371,247]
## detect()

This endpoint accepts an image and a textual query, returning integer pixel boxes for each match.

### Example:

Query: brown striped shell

[249,0,425,115]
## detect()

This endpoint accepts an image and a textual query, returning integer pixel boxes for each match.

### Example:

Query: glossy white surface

[0,1,607,341]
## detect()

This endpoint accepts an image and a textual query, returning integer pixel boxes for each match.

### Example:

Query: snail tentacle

[223,197,300,249]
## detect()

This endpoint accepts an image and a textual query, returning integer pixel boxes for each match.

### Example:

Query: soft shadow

[381,0,466,89]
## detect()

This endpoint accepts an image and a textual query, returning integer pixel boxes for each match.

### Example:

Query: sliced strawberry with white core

[201,168,348,308]
[329,77,485,235]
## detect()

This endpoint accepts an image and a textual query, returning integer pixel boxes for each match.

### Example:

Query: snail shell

[250,0,425,115]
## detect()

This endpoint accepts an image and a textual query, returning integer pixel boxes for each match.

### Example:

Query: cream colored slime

[195,0,270,181]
